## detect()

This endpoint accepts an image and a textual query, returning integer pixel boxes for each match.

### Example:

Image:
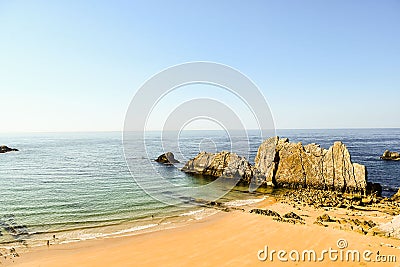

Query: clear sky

[0,0,399,132]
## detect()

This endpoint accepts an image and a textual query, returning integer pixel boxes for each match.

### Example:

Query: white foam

[60,239,85,244]
[180,208,219,220]
[59,223,159,244]
[103,224,158,237]
[225,196,267,207]
[180,209,205,216]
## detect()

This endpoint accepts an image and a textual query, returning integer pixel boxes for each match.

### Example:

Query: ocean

[0,129,399,247]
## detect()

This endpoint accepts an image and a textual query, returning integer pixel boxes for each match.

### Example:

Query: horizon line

[1,127,400,134]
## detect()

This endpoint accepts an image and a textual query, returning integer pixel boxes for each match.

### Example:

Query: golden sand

[5,198,400,267]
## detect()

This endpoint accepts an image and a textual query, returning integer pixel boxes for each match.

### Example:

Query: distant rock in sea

[0,145,18,154]
[381,150,400,161]
[155,152,180,164]
[181,137,375,195]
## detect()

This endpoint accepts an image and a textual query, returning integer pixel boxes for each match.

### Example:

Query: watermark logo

[336,238,348,249]
[257,239,397,263]
[123,62,275,206]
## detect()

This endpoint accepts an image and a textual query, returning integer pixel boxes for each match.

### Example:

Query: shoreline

[4,192,400,266]
[0,195,267,259]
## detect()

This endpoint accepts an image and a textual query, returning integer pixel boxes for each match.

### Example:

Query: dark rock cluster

[316,214,334,223]
[249,208,304,224]
[381,150,400,161]
[249,209,281,218]
[280,188,383,209]
[0,214,30,242]
[314,215,377,235]
[283,211,303,221]
[273,212,305,225]
[0,145,18,153]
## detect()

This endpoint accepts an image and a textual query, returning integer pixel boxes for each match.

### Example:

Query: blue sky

[0,0,399,132]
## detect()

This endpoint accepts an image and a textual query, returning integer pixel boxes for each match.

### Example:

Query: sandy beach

[2,0,399,266]
[4,195,400,267]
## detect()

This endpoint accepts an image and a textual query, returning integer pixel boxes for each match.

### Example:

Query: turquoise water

[0,129,399,246]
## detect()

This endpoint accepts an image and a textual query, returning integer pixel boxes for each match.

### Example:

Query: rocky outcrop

[155,152,179,164]
[0,146,18,153]
[181,151,257,182]
[255,137,367,194]
[381,150,400,161]
[392,188,400,201]
[182,137,372,195]
[316,214,334,223]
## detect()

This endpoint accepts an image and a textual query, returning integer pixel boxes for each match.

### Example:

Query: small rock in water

[381,150,400,161]
[155,152,179,164]
[0,146,18,153]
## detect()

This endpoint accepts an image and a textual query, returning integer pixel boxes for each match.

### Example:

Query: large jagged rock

[255,137,368,194]
[254,136,281,185]
[181,151,256,182]
[0,145,18,154]
[181,137,373,195]
[381,150,400,161]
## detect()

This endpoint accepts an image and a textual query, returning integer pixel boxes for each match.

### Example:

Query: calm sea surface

[0,129,399,246]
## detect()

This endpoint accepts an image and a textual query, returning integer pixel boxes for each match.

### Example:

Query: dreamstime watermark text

[257,239,397,263]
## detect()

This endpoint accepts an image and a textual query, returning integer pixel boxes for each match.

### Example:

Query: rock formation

[392,188,400,201]
[155,152,179,164]
[255,137,367,194]
[0,146,18,153]
[182,137,372,195]
[381,150,400,161]
[181,151,257,182]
